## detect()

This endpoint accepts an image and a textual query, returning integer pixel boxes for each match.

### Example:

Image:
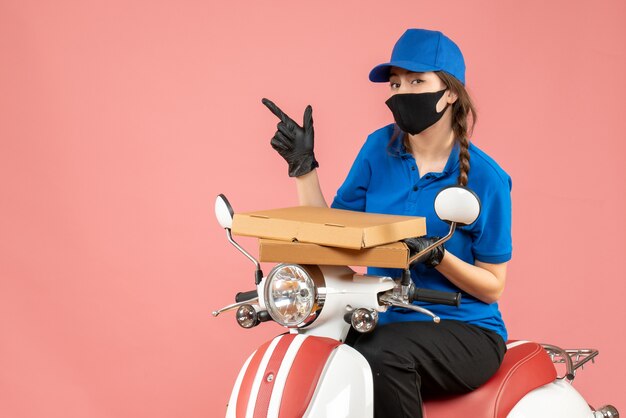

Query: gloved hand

[262,98,319,177]
[404,236,445,268]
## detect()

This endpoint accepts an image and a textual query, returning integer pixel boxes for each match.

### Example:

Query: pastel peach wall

[1,1,624,417]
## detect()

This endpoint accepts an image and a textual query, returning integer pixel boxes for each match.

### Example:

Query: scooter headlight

[264,264,325,327]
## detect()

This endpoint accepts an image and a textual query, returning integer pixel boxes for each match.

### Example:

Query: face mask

[385,88,449,135]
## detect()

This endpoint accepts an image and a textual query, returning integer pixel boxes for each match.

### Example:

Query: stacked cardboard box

[232,206,426,269]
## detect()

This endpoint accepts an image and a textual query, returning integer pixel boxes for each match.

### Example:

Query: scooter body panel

[295,266,395,341]
[226,353,255,418]
[303,344,373,418]
[507,379,594,418]
[226,334,371,418]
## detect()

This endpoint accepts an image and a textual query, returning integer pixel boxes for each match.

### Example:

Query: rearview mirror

[215,194,234,229]
[434,186,481,226]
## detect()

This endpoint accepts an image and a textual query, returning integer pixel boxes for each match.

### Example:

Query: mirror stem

[225,228,264,284]
[254,270,263,285]
[408,222,457,265]
[401,269,412,287]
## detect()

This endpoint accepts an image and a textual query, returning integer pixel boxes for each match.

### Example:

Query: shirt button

[413,186,418,191]
[411,166,416,171]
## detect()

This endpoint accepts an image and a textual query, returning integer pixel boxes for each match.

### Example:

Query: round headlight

[264,264,324,327]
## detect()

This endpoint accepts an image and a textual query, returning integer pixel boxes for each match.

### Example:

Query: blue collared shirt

[331,124,512,341]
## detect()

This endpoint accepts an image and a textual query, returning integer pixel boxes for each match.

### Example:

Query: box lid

[232,206,426,250]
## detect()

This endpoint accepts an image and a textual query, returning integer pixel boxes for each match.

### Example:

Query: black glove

[404,236,445,268]
[262,98,319,177]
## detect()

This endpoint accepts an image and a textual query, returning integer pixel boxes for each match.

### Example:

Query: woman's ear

[447,90,459,104]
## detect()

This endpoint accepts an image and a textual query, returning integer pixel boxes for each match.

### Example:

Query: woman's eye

[390,82,400,89]
[410,79,423,84]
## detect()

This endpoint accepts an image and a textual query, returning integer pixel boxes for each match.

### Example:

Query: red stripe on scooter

[236,339,272,418]
[278,337,341,418]
[253,334,296,418]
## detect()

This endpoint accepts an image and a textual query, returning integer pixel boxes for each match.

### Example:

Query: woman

[262,28,511,418]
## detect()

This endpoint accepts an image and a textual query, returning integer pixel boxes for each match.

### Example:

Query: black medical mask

[385,89,449,135]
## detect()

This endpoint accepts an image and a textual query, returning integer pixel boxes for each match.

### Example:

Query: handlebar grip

[410,288,461,307]
[235,290,258,303]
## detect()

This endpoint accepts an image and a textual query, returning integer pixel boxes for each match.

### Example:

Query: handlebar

[235,290,258,303]
[409,287,461,307]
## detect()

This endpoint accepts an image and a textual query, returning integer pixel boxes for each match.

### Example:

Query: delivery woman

[262,28,511,418]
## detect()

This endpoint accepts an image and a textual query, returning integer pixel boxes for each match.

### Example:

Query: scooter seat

[423,340,557,418]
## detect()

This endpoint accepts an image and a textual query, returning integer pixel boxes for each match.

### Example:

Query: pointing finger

[262,98,288,123]
[262,98,297,125]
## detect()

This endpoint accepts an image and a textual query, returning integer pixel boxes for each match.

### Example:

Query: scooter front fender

[225,333,373,418]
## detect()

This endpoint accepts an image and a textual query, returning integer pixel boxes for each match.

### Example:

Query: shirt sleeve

[471,175,513,264]
[330,139,372,212]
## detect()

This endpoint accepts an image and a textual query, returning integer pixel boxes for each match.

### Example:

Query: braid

[457,135,470,186]
[453,101,471,186]
[435,71,477,187]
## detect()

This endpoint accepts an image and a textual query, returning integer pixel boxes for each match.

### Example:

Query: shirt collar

[389,132,409,157]
[390,133,461,175]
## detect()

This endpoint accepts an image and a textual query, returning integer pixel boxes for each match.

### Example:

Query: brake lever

[212,297,259,317]
[378,294,440,323]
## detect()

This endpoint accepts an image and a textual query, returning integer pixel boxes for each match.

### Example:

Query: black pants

[346,320,507,418]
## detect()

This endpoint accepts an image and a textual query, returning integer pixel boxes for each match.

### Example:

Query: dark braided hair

[387,71,477,186]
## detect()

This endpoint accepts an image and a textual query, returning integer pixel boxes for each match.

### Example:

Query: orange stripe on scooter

[278,337,341,418]
[236,339,272,418]
[253,334,296,418]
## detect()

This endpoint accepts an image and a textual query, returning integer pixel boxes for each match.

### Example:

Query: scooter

[212,187,620,418]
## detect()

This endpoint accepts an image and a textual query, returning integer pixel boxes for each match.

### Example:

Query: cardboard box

[232,206,426,250]
[259,239,411,269]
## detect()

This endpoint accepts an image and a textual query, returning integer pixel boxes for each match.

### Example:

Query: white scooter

[212,187,619,418]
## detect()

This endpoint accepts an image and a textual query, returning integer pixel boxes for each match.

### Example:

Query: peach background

[1,0,624,417]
